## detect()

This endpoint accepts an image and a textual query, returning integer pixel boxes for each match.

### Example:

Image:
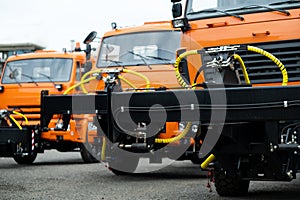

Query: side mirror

[84,31,97,60]
[172,3,182,18]
[83,31,97,44]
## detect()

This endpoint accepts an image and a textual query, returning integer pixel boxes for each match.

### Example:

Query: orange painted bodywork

[88,21,186,141]
[181,8,300,86]
[0,50,92,143]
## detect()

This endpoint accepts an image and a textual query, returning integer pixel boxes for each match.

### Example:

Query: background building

[0,43,45,73]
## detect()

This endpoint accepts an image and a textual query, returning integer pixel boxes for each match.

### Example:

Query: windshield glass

[1,58,73,84]
[186,0,300,19]
[97,31,181,68]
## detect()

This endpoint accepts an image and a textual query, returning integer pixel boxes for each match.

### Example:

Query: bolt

[294,151,298,155]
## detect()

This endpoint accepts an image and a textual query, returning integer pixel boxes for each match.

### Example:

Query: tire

[80,143,99,163]
[13,153,37,164]
[108,149,139,175]
[108,158,139,175]
[214,170,250,197]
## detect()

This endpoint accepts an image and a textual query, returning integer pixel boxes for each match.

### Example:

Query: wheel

[107,148,139,175]
[13,153,37,164]
[108,158,139,175]
[214,170,250,196]
[80,143,100,163]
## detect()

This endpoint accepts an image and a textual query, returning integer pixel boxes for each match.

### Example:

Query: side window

[76,61,81,81]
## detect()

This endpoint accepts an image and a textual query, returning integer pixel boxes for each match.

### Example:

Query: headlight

[172,18,190,30]
[179,122,186,131]
[0,85,4,93]
[88,122,97,131]
[191,124,199,133]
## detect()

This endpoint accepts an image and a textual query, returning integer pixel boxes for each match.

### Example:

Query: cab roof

[6,50,86,62]
[102,21,180,38]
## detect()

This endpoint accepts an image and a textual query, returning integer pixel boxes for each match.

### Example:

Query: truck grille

[7,105,40,121]
[235,39,300,84]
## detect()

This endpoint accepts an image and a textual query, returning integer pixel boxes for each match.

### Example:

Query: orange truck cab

[171,0,300,87]
[0,44,98,164]
[74,21,203,173]
[170,0,300,196]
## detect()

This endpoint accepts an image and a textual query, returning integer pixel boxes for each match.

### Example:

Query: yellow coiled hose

[247,45,288,86]
[155,122,192,143]
[155,50,198,144]
[174,50,199,88]
[172,46,288,169]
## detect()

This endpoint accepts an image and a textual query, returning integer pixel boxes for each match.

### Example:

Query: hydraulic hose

[118,75,137,89]
[101,136,106,161]
[79,69,150,93]
[9,115,22,130]
[80,69,103,93]
[156,51,197,144]
[155,122,192,143]
[12,111,29,125]
[122,69,150,89]
[173,46,288,168]
[7,110,29,130]
[200,154,215,169]
[174,50,199,88]
[233,54,251,84]
[247,45,288,86]
[64,76,96,95]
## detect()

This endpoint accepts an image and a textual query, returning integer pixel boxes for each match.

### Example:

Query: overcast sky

[0,0,172,50]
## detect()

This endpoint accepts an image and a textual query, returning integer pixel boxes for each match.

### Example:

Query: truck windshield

[186,0,300,20]
[97,31,181,68]
[1,58,73,84]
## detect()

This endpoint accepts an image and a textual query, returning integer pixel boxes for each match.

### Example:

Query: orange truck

[41,21,204,174]
[38,2,300,196]
[170,0,300,196]
[0,36,98,164]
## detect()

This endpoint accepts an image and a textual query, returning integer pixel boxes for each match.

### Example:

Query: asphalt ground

[1,150,300,200]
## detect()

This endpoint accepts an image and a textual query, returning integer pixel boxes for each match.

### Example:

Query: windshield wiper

[146,56,171,64]
[127,51,152,69]
[187,8,244,21]
[6,65,22,86]
[269,0,300,6]
[38,72,56,86]
[21,73,38,86]
[226,5,290,16]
